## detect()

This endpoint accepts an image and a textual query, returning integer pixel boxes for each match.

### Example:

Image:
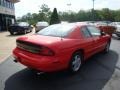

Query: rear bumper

[8,26,30,33]
[13,48,69,72]
[9,28,26,33]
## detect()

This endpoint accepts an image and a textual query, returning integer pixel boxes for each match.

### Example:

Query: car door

[87,26,106,53]
[80,26,95,60]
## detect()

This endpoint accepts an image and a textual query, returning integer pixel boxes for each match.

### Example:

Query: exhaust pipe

[14,59,18,63]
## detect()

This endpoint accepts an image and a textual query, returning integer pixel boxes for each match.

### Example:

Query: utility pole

[67,0,72,13]
[92,0,95,21]
[93,0,95,10]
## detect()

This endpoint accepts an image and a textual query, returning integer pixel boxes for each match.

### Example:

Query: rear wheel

[28,67,42,74]
[29,29,32,32]
[24,30,27,34]
[10,32,14,35]
[69,52,82,73]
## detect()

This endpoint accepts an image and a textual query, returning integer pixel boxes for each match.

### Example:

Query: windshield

[37,24,75,37]
[18,22,29,26]
[36,22,49,26]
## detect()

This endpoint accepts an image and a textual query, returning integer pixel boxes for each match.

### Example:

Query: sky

[15,0,120,17]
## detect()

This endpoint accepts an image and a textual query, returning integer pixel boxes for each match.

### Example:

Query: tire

[30,29,32,32]
[69,52,82,73]
[28,68,42,74]
[10,32,14,35]
[103,41,110,53]
[29,28,32,32]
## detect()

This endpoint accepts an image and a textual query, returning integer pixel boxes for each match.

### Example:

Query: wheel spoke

[72,55,81,72]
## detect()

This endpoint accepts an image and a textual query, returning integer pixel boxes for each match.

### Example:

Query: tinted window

[81,27,91,38]
[36,22,49,26]
[87,26,101,36]
[37,24,74,37]
[18,22,29,26]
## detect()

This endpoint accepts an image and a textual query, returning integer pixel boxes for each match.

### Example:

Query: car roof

[36,21,49,26]
[54,22,93,28]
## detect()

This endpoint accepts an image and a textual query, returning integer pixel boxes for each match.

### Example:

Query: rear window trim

[37,24,75,38]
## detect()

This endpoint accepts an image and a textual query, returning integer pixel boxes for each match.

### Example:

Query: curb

[102,68,120,90]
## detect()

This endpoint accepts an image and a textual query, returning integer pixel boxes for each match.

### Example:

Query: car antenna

[61,32,63,41]
[60,24,63,41]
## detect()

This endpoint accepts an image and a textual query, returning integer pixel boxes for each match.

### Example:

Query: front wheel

[69,52,82,73]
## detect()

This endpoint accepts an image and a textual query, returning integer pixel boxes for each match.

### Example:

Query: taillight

[39,46,55,56]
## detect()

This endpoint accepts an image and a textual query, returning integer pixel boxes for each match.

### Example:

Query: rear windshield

[18,22,29,26]
[36,22,49,26]
[37,24,75,37]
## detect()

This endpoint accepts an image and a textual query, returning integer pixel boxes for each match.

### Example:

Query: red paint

[97,26,116,36]
[13,24,111,72]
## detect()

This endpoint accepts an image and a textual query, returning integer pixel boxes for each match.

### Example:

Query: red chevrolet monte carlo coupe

[13,23,111,73]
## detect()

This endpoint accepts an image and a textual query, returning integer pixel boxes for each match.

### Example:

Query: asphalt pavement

[0,38,120,90]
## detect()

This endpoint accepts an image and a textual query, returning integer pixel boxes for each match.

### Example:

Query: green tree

[114,10,120,21]
[50,8,61,25]
[76,10,87,21]
[39,4,51,22]
[16,4,51,25]
[59,11,70,21]
[18,6,120,24]
[100,8,114,21]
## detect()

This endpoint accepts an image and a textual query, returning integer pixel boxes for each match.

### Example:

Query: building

[0,0,19,31]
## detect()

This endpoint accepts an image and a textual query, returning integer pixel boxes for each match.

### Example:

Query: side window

[87,26,101,36]
[81,27,91,38]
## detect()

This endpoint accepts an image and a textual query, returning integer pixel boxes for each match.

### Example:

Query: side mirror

[101,31,106,36]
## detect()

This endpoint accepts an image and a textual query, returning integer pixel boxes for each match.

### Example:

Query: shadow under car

[4,50,118,90]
